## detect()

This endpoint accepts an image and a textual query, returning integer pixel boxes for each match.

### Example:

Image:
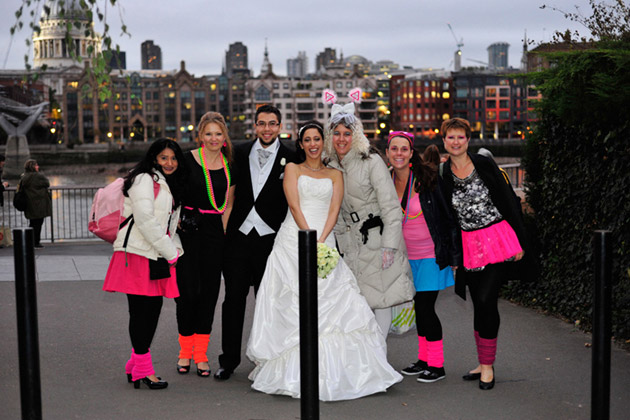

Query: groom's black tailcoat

[219,140,296,371]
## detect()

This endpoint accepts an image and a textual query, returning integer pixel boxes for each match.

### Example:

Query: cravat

[257,148,272,168]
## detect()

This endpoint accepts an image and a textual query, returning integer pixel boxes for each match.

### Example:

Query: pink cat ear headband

[323,88,362,125]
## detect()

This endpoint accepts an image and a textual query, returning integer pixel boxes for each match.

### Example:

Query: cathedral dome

[32,0,101,69]
[43,0,91,22]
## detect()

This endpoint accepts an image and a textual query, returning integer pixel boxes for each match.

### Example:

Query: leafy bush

[503,41,630,341]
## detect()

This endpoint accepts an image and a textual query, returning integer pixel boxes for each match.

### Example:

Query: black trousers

[414,290,443,342]
[466,263,506,339]
[127,294,163,354]
[29,218,44,245]
[218,229,275,371]
[175,228,223,336]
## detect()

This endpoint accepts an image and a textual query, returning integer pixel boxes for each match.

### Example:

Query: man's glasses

[256,121,279,128]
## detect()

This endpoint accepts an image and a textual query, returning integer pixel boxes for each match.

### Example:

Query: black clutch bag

[149,257,171,280]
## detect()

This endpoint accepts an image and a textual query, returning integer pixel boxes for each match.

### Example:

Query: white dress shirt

[239,138,280,236]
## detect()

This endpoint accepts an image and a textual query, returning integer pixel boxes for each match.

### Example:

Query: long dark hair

[123,138,189,206]
[296,120,324,163]
[410,148,437,194]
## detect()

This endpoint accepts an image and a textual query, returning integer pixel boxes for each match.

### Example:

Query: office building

[487,42,509,70]
[141,40,162,70]
[287,51,308,79]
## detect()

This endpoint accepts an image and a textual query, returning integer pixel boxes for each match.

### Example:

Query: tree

[9,0,130,101]
[503,1,630,342]
[541,0,630,43]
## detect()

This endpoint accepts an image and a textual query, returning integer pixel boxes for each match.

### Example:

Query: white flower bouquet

[317,242,340,279]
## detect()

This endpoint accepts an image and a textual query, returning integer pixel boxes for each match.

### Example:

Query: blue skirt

[409,258,455,292]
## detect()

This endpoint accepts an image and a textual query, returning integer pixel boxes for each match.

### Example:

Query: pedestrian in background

[439,118,526,390]
[19,159,52,248]
[174,112,235,377]
[387,131,459,383]
[422,144,442,166]
[102,138,187,390]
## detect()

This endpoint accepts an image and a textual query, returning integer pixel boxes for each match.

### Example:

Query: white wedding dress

[246,175,402,401]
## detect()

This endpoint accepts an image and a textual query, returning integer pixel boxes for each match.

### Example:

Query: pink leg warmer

[125,349,136,375]
[417,336,428,363]
[477,336,497,365]
[131,350,155,382]
[427,339,445,368]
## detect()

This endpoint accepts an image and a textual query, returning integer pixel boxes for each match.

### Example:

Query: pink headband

[387,131,414,147]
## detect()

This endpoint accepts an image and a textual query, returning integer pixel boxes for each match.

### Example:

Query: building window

[255,85,271,101]
[286,103,292,109]
[347,82,353,88]
[273,83,279,89]
[499,88,509,97]
[286,123,292,129]
[456,88,469,98]
[336,82,343,89]
[283,83,289,89]
[286,113,292,119]
[486,100,496,108]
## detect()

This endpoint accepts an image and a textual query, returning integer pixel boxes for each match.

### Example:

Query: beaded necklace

[198,147,231,213]
[393,169,423,225]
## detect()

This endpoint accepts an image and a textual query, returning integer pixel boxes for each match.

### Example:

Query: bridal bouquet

[317,242,340,279]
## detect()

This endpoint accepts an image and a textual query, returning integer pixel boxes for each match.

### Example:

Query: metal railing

[1,162,524,243]
[2,186,100,243]
[499,163,524,189]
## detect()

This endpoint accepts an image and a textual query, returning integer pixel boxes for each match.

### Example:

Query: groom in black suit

[215,104,296,380]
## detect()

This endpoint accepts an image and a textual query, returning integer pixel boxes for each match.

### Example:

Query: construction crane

[447,23,464,71]
[467,58,488,67]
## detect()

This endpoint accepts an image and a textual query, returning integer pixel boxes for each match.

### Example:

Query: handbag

[390,300,416,335]
[0,226,13,247]
[149,257,171,280]
[13,181,27,212]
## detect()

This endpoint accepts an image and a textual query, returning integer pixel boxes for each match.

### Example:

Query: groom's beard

[259,137,277,147]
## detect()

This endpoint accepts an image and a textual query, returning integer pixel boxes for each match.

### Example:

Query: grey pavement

[1,241,629,420]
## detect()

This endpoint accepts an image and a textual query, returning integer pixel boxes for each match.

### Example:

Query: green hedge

[502,42,630,341]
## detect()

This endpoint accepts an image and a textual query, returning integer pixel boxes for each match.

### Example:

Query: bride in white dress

[246,120,402,401]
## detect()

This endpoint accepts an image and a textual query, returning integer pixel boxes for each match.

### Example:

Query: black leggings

[175,229,223,336]
[466,263,505,339]
[414,291,442,341]
[127,294,163,354]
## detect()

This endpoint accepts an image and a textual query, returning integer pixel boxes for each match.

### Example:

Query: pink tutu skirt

[461,220,522,270]
[103,251,179,298]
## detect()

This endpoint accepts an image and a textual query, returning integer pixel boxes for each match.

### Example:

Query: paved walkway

[1,241,629,420]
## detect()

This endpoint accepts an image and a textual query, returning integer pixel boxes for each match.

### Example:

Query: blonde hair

[197,112,233,164]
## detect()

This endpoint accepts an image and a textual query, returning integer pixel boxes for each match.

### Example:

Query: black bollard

[298,229,319,420]
[13,228,42,420]
[592,230,611,420]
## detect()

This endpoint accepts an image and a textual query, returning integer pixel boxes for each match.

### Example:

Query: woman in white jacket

[103,138,188,390]
[325,103,414,339]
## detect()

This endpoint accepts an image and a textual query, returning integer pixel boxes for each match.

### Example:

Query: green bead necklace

[198,147,231,213]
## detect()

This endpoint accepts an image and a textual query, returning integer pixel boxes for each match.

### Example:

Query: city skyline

[1,0,591,76]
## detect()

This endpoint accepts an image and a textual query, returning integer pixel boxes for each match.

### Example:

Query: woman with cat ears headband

[324,89,415,342]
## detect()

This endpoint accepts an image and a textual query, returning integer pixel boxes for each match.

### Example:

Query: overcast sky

[2,0,592,76]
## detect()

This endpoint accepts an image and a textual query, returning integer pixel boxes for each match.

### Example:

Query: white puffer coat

[113,171,183,262]
[329,149,414,309]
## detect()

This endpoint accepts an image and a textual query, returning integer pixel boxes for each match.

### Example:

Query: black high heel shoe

[133,377,168,389]
[177,360,191,374]
[479,367,495,390]
[127,373,133,383]
[197,364,211,377]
